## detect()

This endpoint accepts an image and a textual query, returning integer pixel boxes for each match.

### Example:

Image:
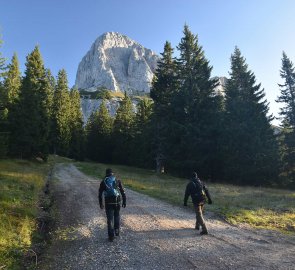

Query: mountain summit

[75,32,159,94]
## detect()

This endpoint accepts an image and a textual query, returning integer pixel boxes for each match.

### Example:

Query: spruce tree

[51,69,71,156]
[69,87,84,160]
[4,53,21,107]
[9,46,51,159]
[131,97,154,167]
[113,93,135,164]
[224,47,279,185]
[85,99,113,162]
[150,41,178,172]
[85,110,99,161]
[45,69,55,114]
[170,25,222,178]
[135,97,153,130]
[0,36,7,157]
[276,52,295,187]
[46,69,56,153]
[2,53,21,157]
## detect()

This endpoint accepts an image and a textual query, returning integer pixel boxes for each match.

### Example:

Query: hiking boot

[115,229,120,236]
[200,231,208,235]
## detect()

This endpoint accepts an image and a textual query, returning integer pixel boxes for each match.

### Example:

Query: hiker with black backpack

[183,172,212,235]
[98,168,126,242]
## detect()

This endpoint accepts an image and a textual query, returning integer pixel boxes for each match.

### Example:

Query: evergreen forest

[1,26,294,189]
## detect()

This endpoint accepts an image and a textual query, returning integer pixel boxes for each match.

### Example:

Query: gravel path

[39,163,295,270]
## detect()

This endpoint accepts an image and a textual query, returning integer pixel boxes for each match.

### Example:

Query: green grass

[0,159,51,269]
[76,161,295,234]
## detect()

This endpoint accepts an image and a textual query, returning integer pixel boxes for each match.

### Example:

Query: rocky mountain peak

[98,32,138,48]
[75,32,159,94]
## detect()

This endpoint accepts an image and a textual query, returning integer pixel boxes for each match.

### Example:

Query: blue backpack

[104,176,120,197]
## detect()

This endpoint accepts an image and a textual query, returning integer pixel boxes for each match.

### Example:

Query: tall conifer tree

[131,97,153,167]
[86,99,113,162]
[4,53,21,107]
[10,46,51,159]
[69,87,84,160]
[3,53,21,157]
[276,52,295,187]
[113,93,135,164]
[51,69,71,156]
[85,110,99,161]
[46,69,57,153]
[135,97,153,130]
[45,69,55,115]
[150,41,178,172]
[170,25,222,178]
[224,47,279,185]
[0,36,7,157]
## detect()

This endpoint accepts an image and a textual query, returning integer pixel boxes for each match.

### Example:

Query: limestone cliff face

[213,76,227,96]
[75,32,159,94]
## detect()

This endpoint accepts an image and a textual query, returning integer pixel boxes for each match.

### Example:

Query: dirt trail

[39,163,295,270]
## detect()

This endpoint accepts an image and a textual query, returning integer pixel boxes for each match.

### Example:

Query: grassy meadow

[76,161,295,234]
[0,159,51,269]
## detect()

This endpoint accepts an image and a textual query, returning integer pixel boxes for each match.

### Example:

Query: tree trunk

[156,155,165,173]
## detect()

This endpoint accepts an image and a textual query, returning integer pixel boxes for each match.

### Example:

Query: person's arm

[98,181,105,209]
[118,180,126,207]
[183,183,190,206]
[203,184,212,204]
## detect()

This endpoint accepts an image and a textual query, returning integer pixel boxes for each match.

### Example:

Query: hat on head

[106,168,113,176]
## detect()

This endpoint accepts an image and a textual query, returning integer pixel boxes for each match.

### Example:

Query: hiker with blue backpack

[99,168,126,242]
[183,172,212,235]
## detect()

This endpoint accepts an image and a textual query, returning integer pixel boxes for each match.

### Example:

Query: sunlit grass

[76,161,295,234]
[210,183,295,233]
[0,159,51,269]
[55,226,79,241]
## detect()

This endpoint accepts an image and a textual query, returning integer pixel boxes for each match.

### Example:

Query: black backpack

[192,179,206,203]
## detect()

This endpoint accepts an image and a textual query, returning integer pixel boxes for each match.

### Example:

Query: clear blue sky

[1,0,295,123]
